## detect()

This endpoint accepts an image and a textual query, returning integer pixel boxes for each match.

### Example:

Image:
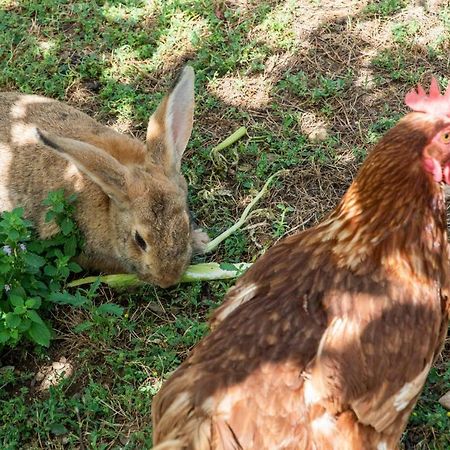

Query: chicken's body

[152,95,450,449]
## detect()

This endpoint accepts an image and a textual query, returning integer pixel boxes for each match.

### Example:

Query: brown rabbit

[0,66,208,287]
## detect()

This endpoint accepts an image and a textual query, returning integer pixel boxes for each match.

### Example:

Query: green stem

[181,262,251,282]
[68,274,139,289]
[211,126,247,153]
[204,169,287,253]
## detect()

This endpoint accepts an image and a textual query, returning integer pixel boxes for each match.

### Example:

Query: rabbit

[0,66,209,288]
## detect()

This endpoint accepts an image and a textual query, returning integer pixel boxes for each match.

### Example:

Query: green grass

[363,0,407,17]
[0,0,449,448]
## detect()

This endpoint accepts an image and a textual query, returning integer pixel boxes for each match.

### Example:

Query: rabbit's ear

[146,66,194,174]
[36,128,129,204]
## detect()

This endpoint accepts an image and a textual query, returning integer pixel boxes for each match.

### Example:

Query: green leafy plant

[277,71,309,98]
[0,190,86,347]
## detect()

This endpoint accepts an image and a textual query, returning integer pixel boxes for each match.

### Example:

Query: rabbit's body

[1,92,144,274]
[0,67,206,287]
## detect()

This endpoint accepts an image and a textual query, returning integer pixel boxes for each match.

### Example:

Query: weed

[372,50,424,84]
[391,21,420,45]
[272,203,294,238]
[364,0,407,18]
[276,72,349,105]
[0,191,83,347]
[366,113,401,144]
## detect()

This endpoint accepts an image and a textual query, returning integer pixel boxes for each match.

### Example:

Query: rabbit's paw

[191,228,210,254]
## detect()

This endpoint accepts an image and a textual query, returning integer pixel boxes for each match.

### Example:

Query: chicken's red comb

[405,77,450,117]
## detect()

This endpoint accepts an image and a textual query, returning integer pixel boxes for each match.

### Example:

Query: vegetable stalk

[68,263,252,289]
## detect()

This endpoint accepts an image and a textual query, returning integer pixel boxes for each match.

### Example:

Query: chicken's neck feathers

[315,157,448,281]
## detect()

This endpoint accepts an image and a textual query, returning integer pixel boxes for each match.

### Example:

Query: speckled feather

[152,113,450,449]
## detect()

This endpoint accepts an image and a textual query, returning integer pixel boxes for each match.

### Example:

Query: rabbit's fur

[0,66,208,287]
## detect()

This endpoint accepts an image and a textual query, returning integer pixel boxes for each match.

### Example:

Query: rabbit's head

[36,66,206,287]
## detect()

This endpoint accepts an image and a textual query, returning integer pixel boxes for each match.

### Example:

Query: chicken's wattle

[423,157,450,184]
[443,163,450,184]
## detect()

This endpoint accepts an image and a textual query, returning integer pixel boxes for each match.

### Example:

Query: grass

[0,0,449,448]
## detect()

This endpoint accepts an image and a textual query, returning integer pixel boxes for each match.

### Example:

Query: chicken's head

[405,77,450,184]
[422,126,450,184]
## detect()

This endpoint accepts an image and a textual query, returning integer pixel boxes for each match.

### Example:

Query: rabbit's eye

[134,231,147,251]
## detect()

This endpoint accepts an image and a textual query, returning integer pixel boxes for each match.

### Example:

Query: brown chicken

[152,79,450,450]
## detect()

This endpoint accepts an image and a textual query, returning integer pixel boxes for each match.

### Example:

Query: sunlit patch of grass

[101,1,154,25]
[36,39,57,54]
[252,0,298,51]
[391,20,419,44]
[0,0,19,7]
[207,73,272,109]
[105,45,142,83]
[148,10,210,73]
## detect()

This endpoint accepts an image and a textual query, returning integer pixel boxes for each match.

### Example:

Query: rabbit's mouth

[150,272,184,288]
[137,263,186,288]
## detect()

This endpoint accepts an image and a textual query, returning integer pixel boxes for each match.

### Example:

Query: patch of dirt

[33,356,74,392]
[0,338,78,399]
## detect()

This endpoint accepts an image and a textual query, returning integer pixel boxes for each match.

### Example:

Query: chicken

[151,79,450,450]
